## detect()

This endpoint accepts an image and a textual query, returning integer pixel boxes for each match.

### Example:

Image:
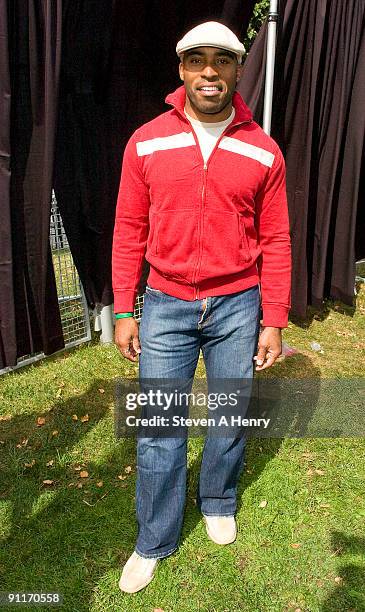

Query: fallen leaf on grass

[124,466,132,473]
[315,469,325,475]
[80,414,89,423]
[153,608,165,612]
[52,430,59,437]
[16,437,29,448]
[42,479,54,486]
[336,330,355,337]
[46,460,54,467]
[56,388,62,398]
[72,414,78,421]
[77,483,83,489]
[320,503,330,508]
[24,459,36,468]
[290,543,301,549]
[96,481,103,487]
[259,500,268,508]
[334,576,343,584]
[79,471,89,478]
[0,414,12,421]
[98,388,105,394]
[37,417,46,427]
[117,475,127,480]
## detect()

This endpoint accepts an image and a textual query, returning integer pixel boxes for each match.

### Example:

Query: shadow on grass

[289,297,357,330]
[321,532,365,612]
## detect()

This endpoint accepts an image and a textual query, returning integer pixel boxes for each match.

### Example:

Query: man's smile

[196,84,223,97]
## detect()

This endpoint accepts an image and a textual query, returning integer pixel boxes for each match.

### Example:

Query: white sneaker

[118,551,159,593]
[203,515,237,545]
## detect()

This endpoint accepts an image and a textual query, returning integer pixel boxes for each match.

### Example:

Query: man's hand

[114,318,141,362]
[254,325,282,371]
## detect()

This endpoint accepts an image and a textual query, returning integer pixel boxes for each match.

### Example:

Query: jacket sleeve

[112,133,150,313]
[254,144,292,328]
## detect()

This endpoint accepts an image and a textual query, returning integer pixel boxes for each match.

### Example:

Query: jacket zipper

[190,118,252,299]
[193,161,208,299]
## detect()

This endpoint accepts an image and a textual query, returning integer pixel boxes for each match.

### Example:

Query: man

[112,22,291,593]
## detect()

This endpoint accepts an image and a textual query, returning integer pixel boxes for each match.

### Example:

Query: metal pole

[263,0,279,135]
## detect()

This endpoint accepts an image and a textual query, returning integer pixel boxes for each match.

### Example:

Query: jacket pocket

[148,209,198,281]
[199,210,241,275]
[238,214,252,263]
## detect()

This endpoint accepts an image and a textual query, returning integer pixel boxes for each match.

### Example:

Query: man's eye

[190,58,201,64]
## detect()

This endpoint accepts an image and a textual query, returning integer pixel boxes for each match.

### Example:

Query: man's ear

[236,63,243,84]
[178,62,184,82]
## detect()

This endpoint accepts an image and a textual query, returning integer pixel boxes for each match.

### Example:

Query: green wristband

[115,312,134,319]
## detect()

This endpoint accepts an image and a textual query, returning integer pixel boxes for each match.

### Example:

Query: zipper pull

[203,162,207,170]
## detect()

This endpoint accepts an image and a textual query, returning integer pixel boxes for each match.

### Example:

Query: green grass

[52,248,80,299]
[0,286,364,611]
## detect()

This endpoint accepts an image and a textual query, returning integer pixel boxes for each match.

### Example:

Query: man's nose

[200,64,219,78]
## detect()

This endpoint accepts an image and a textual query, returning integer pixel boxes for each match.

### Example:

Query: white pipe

[263,0,279,135]
[100,304,114,344]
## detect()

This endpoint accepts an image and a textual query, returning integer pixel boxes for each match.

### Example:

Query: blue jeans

[135,284,261,559]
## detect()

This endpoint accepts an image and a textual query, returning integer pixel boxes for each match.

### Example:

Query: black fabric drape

[53,0,257,309]
[1,0,64,369]
[238,0,365,319]
[0,0,15,367]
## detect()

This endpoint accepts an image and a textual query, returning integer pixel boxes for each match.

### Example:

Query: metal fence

[0,193,91,375]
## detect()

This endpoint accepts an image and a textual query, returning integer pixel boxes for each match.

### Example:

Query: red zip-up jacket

[112,86,291,327]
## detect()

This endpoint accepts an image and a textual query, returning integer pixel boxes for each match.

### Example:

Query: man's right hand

[114,318,141,362]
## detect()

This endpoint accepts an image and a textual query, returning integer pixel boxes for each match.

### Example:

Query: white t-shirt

[184,107,235,164]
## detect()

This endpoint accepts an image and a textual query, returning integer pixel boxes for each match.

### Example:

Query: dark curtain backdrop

[0,0,256,368]
[53,0,257,310]
[1,0,64,369]
[0,0,14,367]
[238,0,365,319]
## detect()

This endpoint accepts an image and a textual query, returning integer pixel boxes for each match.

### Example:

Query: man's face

[179,46,241,121]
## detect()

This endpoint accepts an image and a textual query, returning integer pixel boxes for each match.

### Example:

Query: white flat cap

[176,21,245,63]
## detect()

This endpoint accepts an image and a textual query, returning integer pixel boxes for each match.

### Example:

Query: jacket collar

[165,85,253,127]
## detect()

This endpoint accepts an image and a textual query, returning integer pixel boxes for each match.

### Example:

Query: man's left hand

[254,325,282,371]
